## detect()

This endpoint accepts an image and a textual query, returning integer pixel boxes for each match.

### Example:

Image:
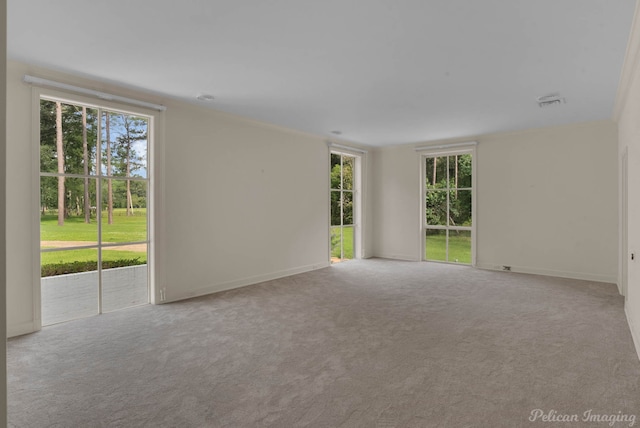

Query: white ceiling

[8,0,636,146]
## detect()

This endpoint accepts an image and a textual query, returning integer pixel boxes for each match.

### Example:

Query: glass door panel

[39,98,151,326]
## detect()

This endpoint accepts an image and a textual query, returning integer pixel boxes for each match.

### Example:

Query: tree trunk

[106,113,113,225]
[432,157,437,185]
[56,102,65,226]
[82,107,90,223]
[454,155,458,197]
[126,140,132,216]
[126,179,133,216]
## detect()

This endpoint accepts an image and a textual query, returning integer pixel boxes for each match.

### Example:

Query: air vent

[537,93,566,108]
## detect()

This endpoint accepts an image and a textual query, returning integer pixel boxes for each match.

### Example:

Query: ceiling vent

[537,93,566,108]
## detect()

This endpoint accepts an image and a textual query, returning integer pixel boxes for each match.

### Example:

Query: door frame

[31,86,163,329]
[620,147,628,297]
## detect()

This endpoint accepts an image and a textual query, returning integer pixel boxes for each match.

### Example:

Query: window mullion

[97,107,103,314]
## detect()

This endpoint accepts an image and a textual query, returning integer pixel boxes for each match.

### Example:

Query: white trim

[619,147,629,296]
[24,74,167,111]
[327,141,368,155]
[161,262,330,303]
[8,321,38,338]
[415,141,478,152]
[420,147,477,266]
[32,88,160,325]
[31,88,43,332]
[376,254,422,262]
[329,150,364,261]
[475,263,617,284]
[625,301,640,362]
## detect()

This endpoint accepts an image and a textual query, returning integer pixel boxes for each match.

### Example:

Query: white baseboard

[8,321,38,338]
[475,263,617,284]
[374,253,421,262]
[625,301,640,362]
[162,262,331,303]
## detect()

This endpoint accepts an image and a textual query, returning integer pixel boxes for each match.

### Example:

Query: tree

[82,106,90,223]
[113,115,147,216]
[40,100,98,221]
[330,154,354,227]
[56,101,65,226]
[105,112,113,225]
[425,154,472,228]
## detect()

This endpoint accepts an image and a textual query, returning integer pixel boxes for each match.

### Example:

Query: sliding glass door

[39,98,151,325]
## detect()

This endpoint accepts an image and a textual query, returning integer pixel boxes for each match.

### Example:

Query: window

[422,150,475,265]
[330,152,359,262]
[38,96,153,325]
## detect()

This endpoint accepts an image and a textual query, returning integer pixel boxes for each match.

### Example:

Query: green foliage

[425,154,472,227]
[105,113,147,178]
[39,100,148,219]
[42,258,146,277]
[330,154,354,226]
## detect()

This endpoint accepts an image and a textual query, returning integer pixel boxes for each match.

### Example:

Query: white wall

[372,145,421,261]
[616,0,640,360]
[6,61,371,336]
[6,61,34,336]
[161,101,331,301]
[372,120,618,283]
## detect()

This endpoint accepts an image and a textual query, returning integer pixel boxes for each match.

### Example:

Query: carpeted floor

[8,259,640,427]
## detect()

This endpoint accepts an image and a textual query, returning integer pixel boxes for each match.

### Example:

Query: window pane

[101,179,147,243]
[448,155,457,189]
[330,154,341,189]
[102,244,148,312]
[40,177,98,248]
[342,191,353,225]
[40,100,98,175]
[331,191,341,226]
[41,248,99,325]
[426,190,447,226]
[456,154,472,188]
[450,190,472,227]
[102,113,148,178]
[343,226,354,259]
[448,230,471,264]
[426,156,447,188]
[330,226,342,260]
[425,229,447,262]
[342,156,354,190]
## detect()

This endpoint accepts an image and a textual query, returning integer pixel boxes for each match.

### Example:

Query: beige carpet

[8,259,640,427]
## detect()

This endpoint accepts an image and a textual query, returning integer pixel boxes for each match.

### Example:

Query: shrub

[41,258,146,277]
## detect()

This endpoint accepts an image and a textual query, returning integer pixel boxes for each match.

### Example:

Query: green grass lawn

[425,232,471,264]
[41,208,146,243]
[331,226,354,259]
[41,209,147,275]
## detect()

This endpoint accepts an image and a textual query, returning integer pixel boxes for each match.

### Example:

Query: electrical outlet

[159,288,166,302]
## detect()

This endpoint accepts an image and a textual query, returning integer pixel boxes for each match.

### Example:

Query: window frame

[419,145,477,266]
[329,149,363,262]
[31,86,164,329]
